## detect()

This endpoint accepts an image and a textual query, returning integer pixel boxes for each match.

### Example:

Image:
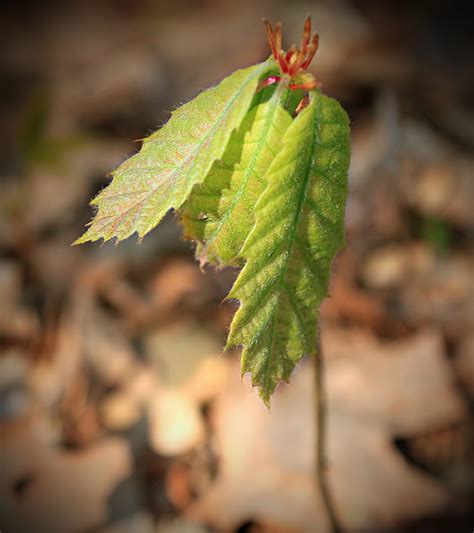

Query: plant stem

[314,333,342,533]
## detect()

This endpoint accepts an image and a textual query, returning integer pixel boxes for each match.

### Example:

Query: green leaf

[226,91,350,405]
[74,60,274,244]
[181,84,293,267]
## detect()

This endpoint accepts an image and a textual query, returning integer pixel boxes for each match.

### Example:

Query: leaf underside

[74,60,273,244]
[181,84,293,267]
[226,91,350,405]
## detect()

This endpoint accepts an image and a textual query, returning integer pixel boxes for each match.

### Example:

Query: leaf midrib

[259,93,322,392]
[204,83,289,251]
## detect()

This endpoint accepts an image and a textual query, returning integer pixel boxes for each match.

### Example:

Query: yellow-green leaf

[74,60,274,244]
[226,91,350,405]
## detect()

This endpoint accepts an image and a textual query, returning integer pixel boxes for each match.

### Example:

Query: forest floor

[1,1,473,532]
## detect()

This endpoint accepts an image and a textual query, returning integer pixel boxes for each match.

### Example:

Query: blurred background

[1,0,473,531]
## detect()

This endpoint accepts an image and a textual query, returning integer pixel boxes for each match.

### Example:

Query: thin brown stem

[314,332,342,533]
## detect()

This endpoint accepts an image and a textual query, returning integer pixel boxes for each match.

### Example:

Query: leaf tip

[72,232,91,246]
[258,387,272,409]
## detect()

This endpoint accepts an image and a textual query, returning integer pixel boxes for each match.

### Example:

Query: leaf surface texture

[181,85,293,266]
[226,91,350,404]
[75,61,272,244]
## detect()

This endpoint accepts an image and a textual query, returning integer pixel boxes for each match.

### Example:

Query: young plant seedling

[75,16,350,407]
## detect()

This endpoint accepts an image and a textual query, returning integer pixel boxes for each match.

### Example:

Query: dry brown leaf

[144,321,227,456]
[326,328,467,435]
[188,329,465,531]
[0,415,132,532]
